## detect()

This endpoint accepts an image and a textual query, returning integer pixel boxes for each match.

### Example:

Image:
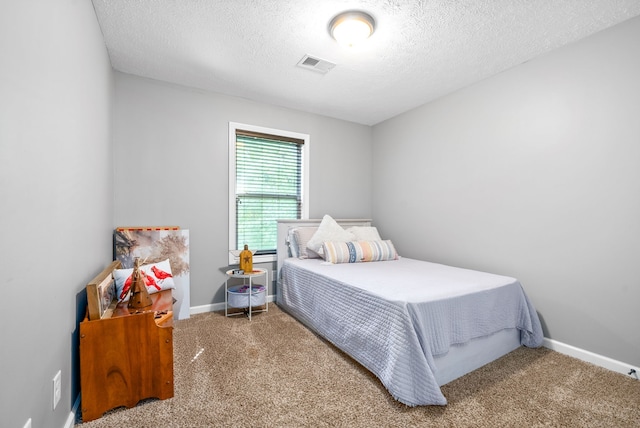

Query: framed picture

[86,260,121,320]
[114,227,190,320]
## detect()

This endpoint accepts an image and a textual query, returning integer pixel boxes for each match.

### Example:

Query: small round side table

[225,268,268,320]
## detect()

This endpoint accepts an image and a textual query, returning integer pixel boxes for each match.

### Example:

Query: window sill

[228,252,276,266]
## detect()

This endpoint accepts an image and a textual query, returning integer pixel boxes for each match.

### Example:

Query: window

[229,122,309,264]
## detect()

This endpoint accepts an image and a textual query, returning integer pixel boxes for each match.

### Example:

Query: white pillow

[346,226,382,241]
[306,215,355,254]
[292,227,322,259]
[287,228,299,258]
[113,259,175,301]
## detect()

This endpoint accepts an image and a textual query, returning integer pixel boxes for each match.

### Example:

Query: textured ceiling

[91,0,640,125]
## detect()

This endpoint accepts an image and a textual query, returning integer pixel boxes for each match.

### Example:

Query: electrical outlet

[23,418,32,428]
[53,370,61,410]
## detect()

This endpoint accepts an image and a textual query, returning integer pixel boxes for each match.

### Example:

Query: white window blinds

[235,131,303,254]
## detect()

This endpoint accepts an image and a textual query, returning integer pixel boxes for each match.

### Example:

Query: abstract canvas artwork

[114,227,190,319]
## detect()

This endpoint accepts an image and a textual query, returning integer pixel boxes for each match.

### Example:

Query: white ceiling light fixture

[329,10,376,47]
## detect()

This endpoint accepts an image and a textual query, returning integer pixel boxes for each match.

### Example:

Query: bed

[275,218,543,406]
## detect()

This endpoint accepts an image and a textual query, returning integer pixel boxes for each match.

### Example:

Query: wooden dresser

[79,289,174,422]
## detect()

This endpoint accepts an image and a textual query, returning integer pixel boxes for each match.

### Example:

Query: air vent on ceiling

[297,54,336,74]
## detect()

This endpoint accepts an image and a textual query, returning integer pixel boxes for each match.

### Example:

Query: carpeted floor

[77,305,640,427]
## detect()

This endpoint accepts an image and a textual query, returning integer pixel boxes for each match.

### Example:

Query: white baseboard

[190,294,276,316]
[543,338,638,380]
[190,302,223,315]
[63,394,81,428]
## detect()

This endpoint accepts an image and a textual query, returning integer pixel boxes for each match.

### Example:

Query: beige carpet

[77,305,639,427]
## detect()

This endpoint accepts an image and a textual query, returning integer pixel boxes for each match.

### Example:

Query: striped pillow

[322,240,398,264]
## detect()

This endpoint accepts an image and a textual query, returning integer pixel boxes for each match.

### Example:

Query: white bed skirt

[433,328,521,385]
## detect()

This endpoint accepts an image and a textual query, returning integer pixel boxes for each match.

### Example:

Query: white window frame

[228,122,309,265]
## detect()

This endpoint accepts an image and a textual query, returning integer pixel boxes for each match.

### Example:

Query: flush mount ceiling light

[329,10,375,47]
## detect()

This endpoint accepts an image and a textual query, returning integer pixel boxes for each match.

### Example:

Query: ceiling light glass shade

[329,11,375,47]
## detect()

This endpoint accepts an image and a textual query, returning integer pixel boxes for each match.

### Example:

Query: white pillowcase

[346,226,382,241]
[292,227,322,259]
[113,259,175,301]
[306,215,355,255]
[287,228,300,258]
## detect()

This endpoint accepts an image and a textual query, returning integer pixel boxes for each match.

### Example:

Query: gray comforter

[278,257,543,406]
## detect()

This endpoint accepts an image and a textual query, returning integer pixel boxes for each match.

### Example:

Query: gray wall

[372,16,640,366]
[2,3,637,426]
[0,1,114,427]
[113,72,373,306]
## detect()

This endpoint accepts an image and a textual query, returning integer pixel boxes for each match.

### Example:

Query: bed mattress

[278,257,543,406]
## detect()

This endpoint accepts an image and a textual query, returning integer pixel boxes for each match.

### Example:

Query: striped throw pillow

[322,240,398,264]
